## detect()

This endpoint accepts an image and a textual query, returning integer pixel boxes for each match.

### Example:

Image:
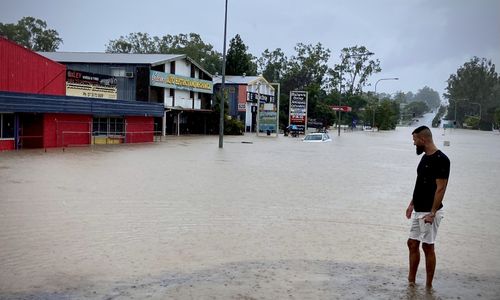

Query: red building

[0,37,163,151]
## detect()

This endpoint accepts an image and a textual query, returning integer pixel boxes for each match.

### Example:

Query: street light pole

[372,77,398,130]
[218,0,228,148]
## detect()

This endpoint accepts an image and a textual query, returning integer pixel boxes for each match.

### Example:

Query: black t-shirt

[412,150,450,212]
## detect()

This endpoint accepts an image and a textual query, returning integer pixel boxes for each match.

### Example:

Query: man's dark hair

[412,125,432,138]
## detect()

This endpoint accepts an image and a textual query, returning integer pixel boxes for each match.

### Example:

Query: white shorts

[408,210,444,244]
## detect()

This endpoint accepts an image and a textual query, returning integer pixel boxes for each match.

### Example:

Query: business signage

[289,91,308,132]
[331,105,352,112]
[258,102,278,133]
[247,92,275,103]
[66,70,117,100]
[150,70,213,93]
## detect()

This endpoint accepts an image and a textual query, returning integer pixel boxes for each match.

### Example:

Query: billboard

[66,70,117,100]
[289,91,308,132]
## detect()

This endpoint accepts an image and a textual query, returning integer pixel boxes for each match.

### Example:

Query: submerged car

[302,132,332,142]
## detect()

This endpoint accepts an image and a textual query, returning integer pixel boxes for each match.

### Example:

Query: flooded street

[1,125,500,299]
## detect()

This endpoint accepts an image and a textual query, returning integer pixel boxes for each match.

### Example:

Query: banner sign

[247,92,275,103]
[289,91,308,132]
[331,105,352,112]
[66,70,117,99]
[150,70,213,93]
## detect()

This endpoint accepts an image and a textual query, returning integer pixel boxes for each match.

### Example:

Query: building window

[92,117,124,136]
[0,113,15,139]
[170,61,176,74]
[191,64,195,78]
[110,68,126,77]
[190,91,194,99]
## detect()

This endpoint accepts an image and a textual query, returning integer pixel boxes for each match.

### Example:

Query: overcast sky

[2,0,499,100]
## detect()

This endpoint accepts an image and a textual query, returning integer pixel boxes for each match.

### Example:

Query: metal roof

[37,52,213,78]
[38,52,186,66]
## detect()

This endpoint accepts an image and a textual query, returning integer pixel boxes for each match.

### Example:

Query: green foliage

[224,117,244,135]
[257,48,287,82]
[415,86,440,109]
[106,32,222,75]
[376,99,400,130]
[225,34,257,76]
[495,107,500,129]
[0,16,62,51]
[259,43,331,128]
[445,57,499,129]
[405,101,429,118]
[329,45,381,95]
[464,116,480,129]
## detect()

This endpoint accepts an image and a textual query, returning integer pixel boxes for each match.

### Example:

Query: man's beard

[416,145,425,155]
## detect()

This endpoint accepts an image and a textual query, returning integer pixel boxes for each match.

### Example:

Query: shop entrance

[18,113,44,149]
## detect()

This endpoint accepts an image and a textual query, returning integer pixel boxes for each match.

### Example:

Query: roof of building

[37,52,213,77]
[213,75,266,85]
[38,52,182,65]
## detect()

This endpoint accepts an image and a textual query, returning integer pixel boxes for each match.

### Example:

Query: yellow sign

[66,83,117,100]
[150,71,213,93]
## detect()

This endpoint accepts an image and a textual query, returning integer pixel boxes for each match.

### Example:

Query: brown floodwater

[1,123,499,299]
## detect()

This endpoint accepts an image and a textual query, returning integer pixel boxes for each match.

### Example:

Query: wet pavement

[1,122,499,299]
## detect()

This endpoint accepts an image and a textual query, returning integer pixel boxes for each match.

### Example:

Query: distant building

[213,75,275,132]
[38,52,214,136]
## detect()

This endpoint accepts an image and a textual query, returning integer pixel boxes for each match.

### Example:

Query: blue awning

[0,91,164,117]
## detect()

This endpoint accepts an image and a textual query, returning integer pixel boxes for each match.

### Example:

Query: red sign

[331,105,352,112]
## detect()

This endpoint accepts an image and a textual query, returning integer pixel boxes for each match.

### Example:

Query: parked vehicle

[302,133,332,143]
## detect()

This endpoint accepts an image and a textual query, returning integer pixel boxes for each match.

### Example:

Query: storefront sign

[289,91,308,132]
[150,71,213,93]
[66,70,117,100]
[247,92,275,103]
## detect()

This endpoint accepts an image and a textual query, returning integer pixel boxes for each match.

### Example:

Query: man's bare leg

[407,239,420,283]
[422,243,436,288]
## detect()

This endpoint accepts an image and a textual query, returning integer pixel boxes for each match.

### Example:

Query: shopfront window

[0,114,15,139]
[92,117,124,136]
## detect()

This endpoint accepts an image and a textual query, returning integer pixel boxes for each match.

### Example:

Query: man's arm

[424,178,448,222]
[431,178,448,214]
[406,200,414,219]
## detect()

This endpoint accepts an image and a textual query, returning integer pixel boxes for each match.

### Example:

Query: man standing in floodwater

[406,125,450,288]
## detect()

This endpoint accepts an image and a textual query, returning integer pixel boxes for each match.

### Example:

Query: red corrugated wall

[0,37,66,95]
[126,116,154,143]
[43,114,92,148]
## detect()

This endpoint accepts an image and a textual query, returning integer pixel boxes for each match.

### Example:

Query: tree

[225,34,257,76]
[376,99,400,130]
[494,107,500,129]
[106,33,222,75]
[0,16,62,51]
[257,48,287,82]
[405,101,429,118]
[329,46,381,95]
[284,43,330,90]
[414,86,440,109]
[444,57,499,130]
[276,43,331,128]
